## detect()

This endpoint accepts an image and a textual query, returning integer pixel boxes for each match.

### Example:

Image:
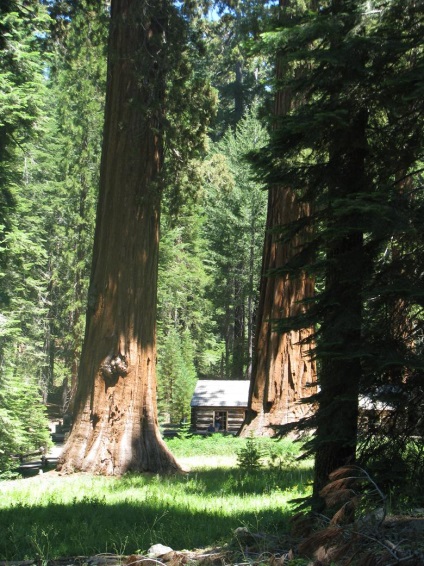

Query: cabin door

[213,411,227,431]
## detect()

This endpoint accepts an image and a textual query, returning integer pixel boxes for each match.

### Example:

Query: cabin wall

[227,409,245,432]
[191,407,246,433]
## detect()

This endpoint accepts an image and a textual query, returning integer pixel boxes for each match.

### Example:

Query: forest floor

[2,433,424,566]
[0,510,423,565]
[1,467,423,566]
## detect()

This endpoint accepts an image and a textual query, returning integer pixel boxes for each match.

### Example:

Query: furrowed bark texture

[58,0,180,475]
[240,1,316,436]
[240,187,316,436]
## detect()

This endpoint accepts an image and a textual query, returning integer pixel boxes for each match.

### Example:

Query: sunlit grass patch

[0,436,313,561]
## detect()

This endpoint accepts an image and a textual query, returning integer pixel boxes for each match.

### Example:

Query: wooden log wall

[191,407,246,433]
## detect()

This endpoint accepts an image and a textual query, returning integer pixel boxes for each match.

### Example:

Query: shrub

[236,436,265,471]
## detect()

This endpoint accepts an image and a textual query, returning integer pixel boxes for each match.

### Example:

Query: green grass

[166,433,301,458]
[0,436,313,561]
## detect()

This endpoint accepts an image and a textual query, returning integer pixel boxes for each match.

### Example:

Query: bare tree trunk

[240,187,316,436]
[58,0,180,475]
[245,217,256,380]
[67,177,90,415]
[239,0,316,437]
[234,59,244,123]
[233,267,245,379]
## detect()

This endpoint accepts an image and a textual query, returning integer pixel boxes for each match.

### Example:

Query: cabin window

[213,411,227,431]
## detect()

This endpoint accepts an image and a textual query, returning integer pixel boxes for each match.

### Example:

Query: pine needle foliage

[157,328,197,424]
[236,434,265,471]
[253,0,424,508]
[203,108,268,379]
[44,0,107,401]
[0,0,52,471]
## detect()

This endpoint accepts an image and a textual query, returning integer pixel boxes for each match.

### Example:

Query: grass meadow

[0,435,313,561]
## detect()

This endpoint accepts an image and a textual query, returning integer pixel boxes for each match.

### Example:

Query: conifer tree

[0,0,50,295]
[203,109,268,379]
[157,328,197,424]
[0,0,52,469]
[255,0,424,507]
[59,0,213,475]
[203,0,274,137]
[158,198,214,378]
[45,1,107,409]
[240,0,317,438]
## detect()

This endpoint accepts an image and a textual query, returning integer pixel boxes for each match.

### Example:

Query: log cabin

[190,380,250,434]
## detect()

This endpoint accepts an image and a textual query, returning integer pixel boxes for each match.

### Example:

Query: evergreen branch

[6,132,28,155]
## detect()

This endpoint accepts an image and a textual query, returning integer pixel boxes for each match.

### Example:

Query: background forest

[1,0,423,511]
[1,0,272,466]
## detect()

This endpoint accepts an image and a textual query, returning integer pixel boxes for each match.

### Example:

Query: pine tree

[158,198,215,378]
[45,1,108,409]
[203,108,268,379]
[254,0,424,507]
[0,0,53,469]
[0,364,50,473]
[157,328,197,424]
[0,0,50,293]
[203,0,275,137]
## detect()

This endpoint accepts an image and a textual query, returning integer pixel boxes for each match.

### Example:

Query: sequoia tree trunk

[239,0,316,437]
[58,0,180,475]
[240,187,316,436]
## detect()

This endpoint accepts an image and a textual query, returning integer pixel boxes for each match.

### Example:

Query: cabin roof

[191,380,250,408]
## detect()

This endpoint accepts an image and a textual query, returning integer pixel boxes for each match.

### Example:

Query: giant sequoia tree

[59,0,181,475]
[240,0,317,437]
[256,0,424,507]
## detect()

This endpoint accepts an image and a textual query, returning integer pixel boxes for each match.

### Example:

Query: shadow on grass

[0,497,290,561]
[0,460,313,561]
[116,465,313,497]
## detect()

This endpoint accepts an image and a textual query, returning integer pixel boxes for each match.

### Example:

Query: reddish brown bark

[239,0,316,437]
[58,0,180,475]
[240,187,316,437]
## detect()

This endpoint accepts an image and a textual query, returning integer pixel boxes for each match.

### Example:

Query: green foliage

[157,328,197,423]
[160,101,273,381]
[203,108,268,378]
[235,435,300,476]
[158,192,228,382]
[202,0,275,137]
[0,1,51,215]
[166,430,244,457]
[0,1,52,467]
[158,204,212,341]
[0,0,108,469]
[177,419,193,440]
[157,2,223,387]
[161,2,217,215]
[0,364,51,473]
[236,435,265,471]
[361,439,424,509]
[257,0,424,500]
[165,433,303,460]
[0,3,50,330]
[0,0,51,300]
[44,1,107,393]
